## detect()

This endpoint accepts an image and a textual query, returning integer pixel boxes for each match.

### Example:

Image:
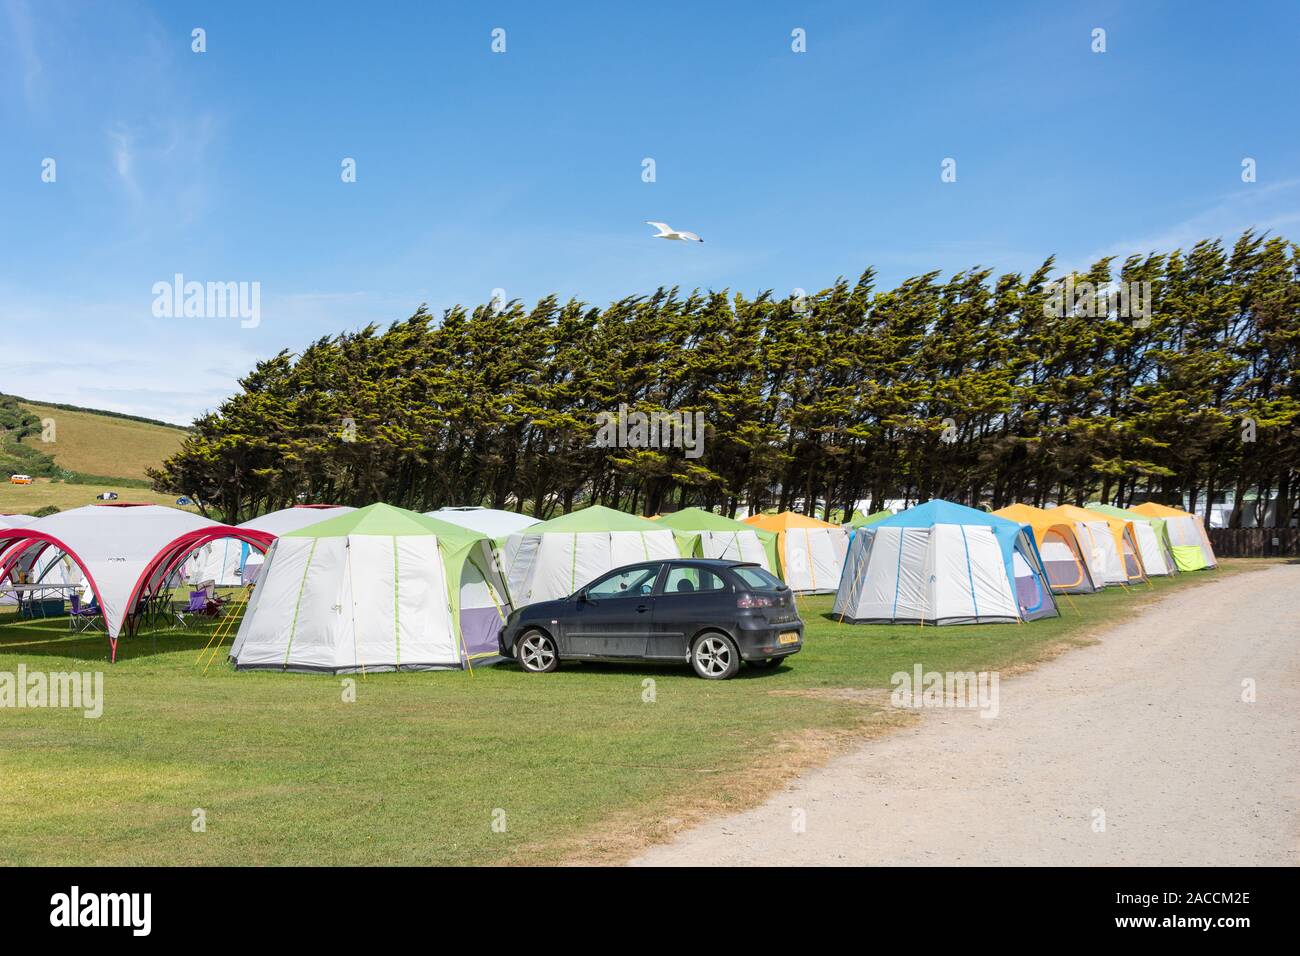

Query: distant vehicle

[500,558,804,680]
[176,496,193,506]
[8,475,33,485]
[95,491,119,500]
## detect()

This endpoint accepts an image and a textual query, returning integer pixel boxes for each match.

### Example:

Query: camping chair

[68,593,104,634]
[182,587,226,623]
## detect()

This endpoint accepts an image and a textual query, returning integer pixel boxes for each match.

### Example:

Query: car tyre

[690,632,741,680]
[516,629,559,673]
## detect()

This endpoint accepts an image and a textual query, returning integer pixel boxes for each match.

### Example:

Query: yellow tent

[1045,504,1147,586]
[742,512,849,593]
[992,503,1098,593]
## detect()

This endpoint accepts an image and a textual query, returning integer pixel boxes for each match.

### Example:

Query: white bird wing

[677,231,702,242]
[645,221,673,235]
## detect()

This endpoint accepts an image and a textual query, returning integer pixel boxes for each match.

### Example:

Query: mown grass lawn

[0,562,1260,865]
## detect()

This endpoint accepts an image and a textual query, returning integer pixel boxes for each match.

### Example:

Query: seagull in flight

[646,221,703,242]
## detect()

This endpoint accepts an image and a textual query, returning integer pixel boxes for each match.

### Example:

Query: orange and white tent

[993,503,1099,594]
[1045,504,1147,586]
[742,512,849,593]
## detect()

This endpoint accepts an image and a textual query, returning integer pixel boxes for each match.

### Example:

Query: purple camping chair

[69,593,104,634]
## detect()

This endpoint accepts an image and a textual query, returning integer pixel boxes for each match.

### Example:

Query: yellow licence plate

[778,631,800,645]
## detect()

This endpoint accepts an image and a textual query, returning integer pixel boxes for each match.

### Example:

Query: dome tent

[498,505,681,608]
[653,507,777,572]
[187,505,355,586]
[993,503,1099,594]
[229,503,511,673]
[1087,504,1178,576]
[426,506,540,538]
[834,499,1059,625]
[742,511,849,593]
[1129,502,1217,570]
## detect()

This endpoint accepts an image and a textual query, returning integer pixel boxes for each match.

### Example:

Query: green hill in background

[0,394,193,516]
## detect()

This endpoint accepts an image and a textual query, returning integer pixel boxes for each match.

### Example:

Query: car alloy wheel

[518,631,558,673]
[691,633,739,680]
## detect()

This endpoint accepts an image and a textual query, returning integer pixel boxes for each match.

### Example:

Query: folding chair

[69,593,104,634]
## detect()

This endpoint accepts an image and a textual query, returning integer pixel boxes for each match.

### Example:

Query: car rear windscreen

[733,566,784,590]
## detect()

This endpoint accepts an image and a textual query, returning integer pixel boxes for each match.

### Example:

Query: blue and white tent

[832,499,1058,625]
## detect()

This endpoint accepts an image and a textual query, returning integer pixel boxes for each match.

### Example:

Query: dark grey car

[499,558,803,679]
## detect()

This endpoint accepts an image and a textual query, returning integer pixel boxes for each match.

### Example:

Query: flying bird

[646,221,703,242]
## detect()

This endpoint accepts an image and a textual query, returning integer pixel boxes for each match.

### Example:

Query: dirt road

[633,563,1300,866]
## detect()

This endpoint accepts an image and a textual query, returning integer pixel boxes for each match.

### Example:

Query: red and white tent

[0,504,272,658]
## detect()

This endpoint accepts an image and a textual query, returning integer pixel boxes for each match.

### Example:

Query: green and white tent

[654,507,778,572]
[230,503,511,673]
[499,505,682,607]
[847,509,893,529]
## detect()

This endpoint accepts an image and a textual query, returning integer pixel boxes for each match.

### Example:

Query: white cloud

[1074,178,1300,270]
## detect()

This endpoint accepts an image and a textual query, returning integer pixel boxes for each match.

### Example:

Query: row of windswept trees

[151,231,1300,527]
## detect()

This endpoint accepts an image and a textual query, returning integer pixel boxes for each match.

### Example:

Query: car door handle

[636,604,649,613]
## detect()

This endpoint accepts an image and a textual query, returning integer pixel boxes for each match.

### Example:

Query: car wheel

[690,632,740,680]
[749,657,782,669]
[516,630,559,673]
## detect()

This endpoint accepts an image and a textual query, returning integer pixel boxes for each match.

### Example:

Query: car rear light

[737,593,776,608]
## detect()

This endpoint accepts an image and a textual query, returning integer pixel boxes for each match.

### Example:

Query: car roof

[614,557,756,570]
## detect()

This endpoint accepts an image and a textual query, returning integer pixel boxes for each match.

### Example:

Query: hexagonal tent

[188,505,356,586]
[834,499,1059,625]
[498,505,681,608]
[229,503,511,672]
[653,507,777,572]
[425,506,540,538]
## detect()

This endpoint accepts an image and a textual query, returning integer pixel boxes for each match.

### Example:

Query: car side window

[586,566,658,598]
[662,566,728,595]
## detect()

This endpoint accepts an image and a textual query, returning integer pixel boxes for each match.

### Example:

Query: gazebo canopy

[0,504,272,657]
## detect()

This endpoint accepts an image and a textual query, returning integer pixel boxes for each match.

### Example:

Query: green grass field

[0,479,198,516]
[0,563,1260,865]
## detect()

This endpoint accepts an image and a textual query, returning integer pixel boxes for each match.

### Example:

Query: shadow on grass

[0,615,231,663]
[499,658,794,680]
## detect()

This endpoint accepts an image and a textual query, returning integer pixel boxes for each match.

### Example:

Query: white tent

[0,504,270,657]
[186,506,355,585]
[500,505,681,607]
[833,500,1059,625]
[426,506,540,538]
[230,504,510,672]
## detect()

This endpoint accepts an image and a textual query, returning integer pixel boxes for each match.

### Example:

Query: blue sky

[2,0,1297,424]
